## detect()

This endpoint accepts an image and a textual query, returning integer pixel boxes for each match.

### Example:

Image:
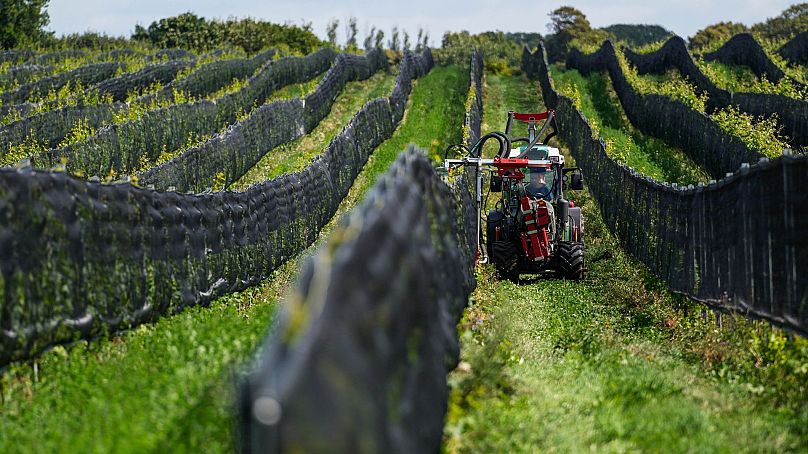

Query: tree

[374,29,385,49]
[403,30,410,51]
[326,19,339,47]
[0,0,51,49]
[545,6,608,61]
[132,13,324,54]
[421,30,430,50]
[364,26,376,50]
[689,21,748,51]
[602,24,673,47]
[751,3,808,41]
[389,26,400,52]
[345,16,357,50]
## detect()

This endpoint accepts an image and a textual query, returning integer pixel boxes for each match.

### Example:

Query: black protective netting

[566,41,764,179]
[0,52,280,157]
[0,50,34,64]
[89,59,195,102]
[0,62,124,107]
[779,32,808,65]
[26,48,338,179]
[463,50,484,146]
[138,49,388,192]
[0,103,125,153]
[143,49,277,104]
[0,48,434,367]
[0,64,53,89]
[238,147,477,453]
[624,36,808,148]
[526,43,808,334]
[703,33,796,86]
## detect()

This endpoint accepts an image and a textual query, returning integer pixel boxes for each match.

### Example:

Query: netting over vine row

[564,41,764,179]
[24,48,338,179]
[138,49,388,192]
[623,36,808,148]
[0,48,433,368]
[0,51,280,155]
[525,43,808,335]
[238,147,477,453]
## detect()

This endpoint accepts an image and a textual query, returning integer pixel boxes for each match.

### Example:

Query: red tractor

[444,110,585,281]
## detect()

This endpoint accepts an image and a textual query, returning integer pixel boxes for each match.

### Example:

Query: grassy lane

[0,64,468,453]
[443,73,807,452]
[232,69,396,189]
[551,66,708,185]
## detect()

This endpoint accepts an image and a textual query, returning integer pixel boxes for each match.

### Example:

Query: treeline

[0,2,324,56]
[690,3,807,51]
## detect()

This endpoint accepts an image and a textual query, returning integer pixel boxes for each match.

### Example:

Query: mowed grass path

[443,71,807,453]
[0,64,468,453]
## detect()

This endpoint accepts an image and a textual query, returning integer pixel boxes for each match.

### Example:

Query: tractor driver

[526,166,551,199]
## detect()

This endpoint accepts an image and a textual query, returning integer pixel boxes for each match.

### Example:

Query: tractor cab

[507,144,564,202]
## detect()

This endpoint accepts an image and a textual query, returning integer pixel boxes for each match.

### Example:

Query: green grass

[0,63,468,453]
[232,69,396,189]
[551,66,709,185]
[443,73,808,453]
[478,72,542,157]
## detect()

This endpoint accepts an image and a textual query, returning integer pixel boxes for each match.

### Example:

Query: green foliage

[437,31,522,75]
[0,132,44,166]
[711,105,788,158]
[56,117,95,148]
[602,24,673,47]
[688,21,748,52]
[0,0,51,49]
[544,6,610,63]
[131,12,324,55]
[503,32,542,50]
[751,2,808,42]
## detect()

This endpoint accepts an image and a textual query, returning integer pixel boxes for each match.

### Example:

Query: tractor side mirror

[570,172,584,190]
[490,175,502,192]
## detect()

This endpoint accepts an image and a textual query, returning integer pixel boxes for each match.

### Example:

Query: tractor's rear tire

[556,241,585,280]
[492,240,519,282]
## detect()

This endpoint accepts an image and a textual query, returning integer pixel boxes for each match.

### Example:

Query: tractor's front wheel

[556,241,585,280]
[492,240,520,282]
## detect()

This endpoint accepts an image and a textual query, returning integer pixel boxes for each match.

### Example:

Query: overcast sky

[46,0,798,45]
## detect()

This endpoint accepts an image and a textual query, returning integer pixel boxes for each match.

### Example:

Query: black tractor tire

[492,240,520,282]
[556,241,585,281]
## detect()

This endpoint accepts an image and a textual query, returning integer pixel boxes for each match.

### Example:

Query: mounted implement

[443,110,586,280]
